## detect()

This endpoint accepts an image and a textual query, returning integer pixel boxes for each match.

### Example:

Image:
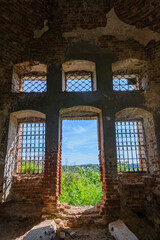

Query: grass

[21,161,43,173]
[59,166,103,206]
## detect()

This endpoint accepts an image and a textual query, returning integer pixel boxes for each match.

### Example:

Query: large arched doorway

[58,106,106,207]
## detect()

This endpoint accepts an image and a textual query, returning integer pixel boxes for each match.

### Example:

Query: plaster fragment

[109,219,139,240]
[63,8,160,46]
[34,19,49,38]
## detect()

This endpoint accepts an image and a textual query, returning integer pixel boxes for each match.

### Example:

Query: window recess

[12,61,47,93]
[62,60,97,92]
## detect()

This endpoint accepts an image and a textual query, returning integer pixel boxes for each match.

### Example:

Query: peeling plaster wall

[63,9,160,46]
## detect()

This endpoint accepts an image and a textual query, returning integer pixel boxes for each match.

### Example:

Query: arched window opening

[115,120,147,172]
[2,110,46,202]
[115,108,158,174]
[62,60,97,92]
[12,61,47,93]
[112,59,149,91]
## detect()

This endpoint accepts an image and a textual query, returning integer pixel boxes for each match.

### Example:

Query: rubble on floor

[23,220,56,240]
[0,219,114,240]
[0,205,158,240]
[109,219,138,240]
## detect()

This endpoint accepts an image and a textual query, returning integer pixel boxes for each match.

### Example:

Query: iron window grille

[113,73,140,91]
[65,71,93,92]
[18,73,47,93]
[115,121,147,172]
[17,122,45,174]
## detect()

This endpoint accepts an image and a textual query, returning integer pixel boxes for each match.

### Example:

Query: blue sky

[113,78,135,91]
[62,120,99,166]
[23,80,46,92]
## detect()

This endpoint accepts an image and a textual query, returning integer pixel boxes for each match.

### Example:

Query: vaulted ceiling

[0,0,160,84]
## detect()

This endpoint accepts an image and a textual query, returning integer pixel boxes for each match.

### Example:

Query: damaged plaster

[63,8,160,46]
[34,19,49,39]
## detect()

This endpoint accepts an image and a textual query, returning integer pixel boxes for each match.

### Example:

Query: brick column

[100,110,120,217]
[43,110,60,215]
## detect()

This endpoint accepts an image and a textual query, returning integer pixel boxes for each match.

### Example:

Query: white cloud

[73,126,86,134]
[62,120,99,165]
[63,132,97,150]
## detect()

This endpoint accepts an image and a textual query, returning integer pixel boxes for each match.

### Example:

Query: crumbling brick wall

[11,174,43,203]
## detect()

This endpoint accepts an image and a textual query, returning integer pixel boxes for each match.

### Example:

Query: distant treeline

[62,164,99,171]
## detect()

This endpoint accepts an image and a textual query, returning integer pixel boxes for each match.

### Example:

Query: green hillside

[62,164,99,171]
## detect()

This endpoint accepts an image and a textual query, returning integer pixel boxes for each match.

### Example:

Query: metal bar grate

[113,74,140,91]
[65,71,93,92]
[115,121,147,172]
[17,122,45,174]
[20,73,47,92]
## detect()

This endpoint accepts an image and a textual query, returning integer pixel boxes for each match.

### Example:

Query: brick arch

[13,61,47,77]
[112,58,147,73]
[10,109,45,120]
[60,105,101,118]
[115,107,159,175]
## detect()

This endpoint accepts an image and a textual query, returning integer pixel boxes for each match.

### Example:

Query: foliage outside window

[59,165,102,206]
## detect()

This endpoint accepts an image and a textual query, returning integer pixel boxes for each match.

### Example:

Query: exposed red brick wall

[119,173,152,212]
[43,149,59,214]
[11,174,43,203]
[114,0,160,32]
[100,173,120,217]
[98,36,147,61]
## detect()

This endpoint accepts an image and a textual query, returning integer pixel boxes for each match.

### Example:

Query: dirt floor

[0,204,158,240]
[0,219,113,240]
